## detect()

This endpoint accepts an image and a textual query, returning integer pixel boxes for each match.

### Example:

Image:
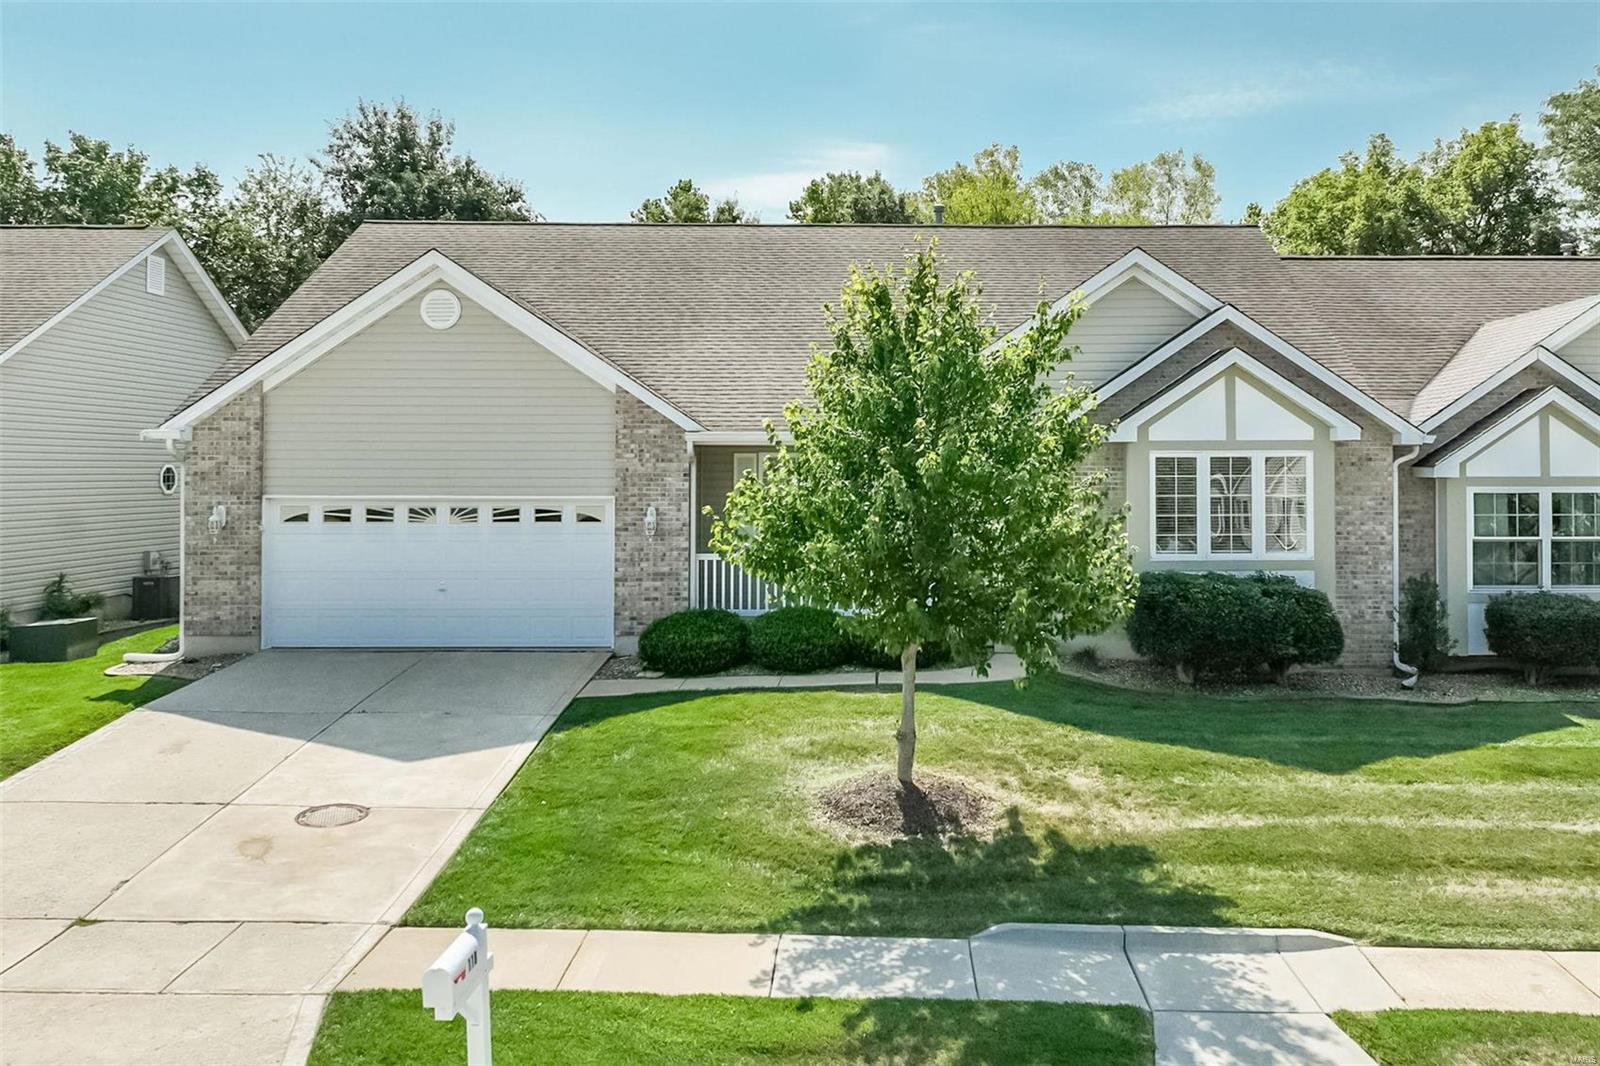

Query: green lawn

[308,990,1152,1066]
[406,674,1598,949]
[0,625,185,778]
[1335,1009,1600,1065]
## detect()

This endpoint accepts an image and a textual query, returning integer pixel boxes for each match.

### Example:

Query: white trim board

[1416,386,1600,477]
[994,248,1221,348]
[1108,347,1362,443]
[1097,304,1429,444]
[1538,296,1600,353]
[1417,346,1600,432]
[0,231,247,365]
[154,249,702,434]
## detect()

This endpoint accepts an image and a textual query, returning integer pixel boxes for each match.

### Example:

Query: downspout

[124,438,188,664]
[1391,444,1422,688]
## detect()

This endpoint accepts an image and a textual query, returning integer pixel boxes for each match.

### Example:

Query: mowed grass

[407,674,1600,948]
[0,625,184,779]
[308,990,1152,1066]
[1335,1009,1600,1065]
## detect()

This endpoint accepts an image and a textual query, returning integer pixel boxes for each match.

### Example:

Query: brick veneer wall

[182,387,263,653]
[1397,475,1436,589]
[614,392,690,649]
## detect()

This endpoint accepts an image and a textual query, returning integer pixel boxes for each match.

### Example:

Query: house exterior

[1,226,246,621]
[146,222,1600,668]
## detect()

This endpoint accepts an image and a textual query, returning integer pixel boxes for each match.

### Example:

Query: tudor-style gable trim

[151,249,702,436]
[1415,386,1600,478]
[0,231,247,365]
[1418,346,1600,433]
[1108,347,1363,442]
[1097,304,1429,444]
[995,248,1220,347]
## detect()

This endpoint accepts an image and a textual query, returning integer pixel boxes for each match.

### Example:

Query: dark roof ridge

[354,219,1263,231]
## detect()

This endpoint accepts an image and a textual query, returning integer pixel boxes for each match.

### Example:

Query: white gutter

[123,438,188,665]
[1391,444,1422,688]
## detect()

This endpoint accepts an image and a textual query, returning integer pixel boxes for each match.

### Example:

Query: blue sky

[3,2,1596,222]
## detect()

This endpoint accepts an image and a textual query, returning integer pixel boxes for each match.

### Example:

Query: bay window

[1471,489,1600,590]
[1151,451,1312,560]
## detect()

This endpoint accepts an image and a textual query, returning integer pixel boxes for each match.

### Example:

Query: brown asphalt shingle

[0,226,172,354]
[180,222,1600,432]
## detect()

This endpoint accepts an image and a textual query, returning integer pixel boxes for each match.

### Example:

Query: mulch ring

[815,770,995,842]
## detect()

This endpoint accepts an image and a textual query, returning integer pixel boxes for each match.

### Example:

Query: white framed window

[732,452,769,484]
[1149,450,1313,561]
[1473,488,1600,590]
[158,463,178,495]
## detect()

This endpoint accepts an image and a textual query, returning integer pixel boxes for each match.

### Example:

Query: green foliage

[847,634,950,672]
[205,155,332,329]
[39,573,103,621]
[0,605,11,650]
[920,144,1040,223]
[632,178,753,224]
[1127,571,1295,678]
[1397,575,1456,671]
[1541,69,1600,246]
[1094,149,1220,224]
[747,607,848,673]
[713,242,1136,680]
[638,609,749,675]
[1265,122,1569,255]
[788,171,919,224]
[1250,574,1344,670]
[1484,591,1600,684]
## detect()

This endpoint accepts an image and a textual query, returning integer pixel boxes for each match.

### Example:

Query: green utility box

[8,617,99,662]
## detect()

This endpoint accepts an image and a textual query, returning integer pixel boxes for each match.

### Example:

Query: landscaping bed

[1334,1009,1600,1065]
[308,990,1152,1066]
[0,624,187,778]
[407,673,1599,949]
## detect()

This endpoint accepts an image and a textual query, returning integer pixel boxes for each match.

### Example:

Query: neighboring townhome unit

[1,226,246,622]
[147,222,1600,669]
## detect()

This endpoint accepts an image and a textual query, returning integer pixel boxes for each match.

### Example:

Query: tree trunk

[896,643,919,784]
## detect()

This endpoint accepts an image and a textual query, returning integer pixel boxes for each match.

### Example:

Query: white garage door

[262,497,613,648]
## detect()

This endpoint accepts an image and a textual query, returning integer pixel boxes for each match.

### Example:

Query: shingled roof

[180,221,1600,433]
[0,226,172,355]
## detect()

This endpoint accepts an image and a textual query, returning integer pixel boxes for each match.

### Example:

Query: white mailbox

[422,908,494,1066]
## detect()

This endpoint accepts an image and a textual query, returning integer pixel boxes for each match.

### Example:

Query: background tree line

[2,72,1594,329]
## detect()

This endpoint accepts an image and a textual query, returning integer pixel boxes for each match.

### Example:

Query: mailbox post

[422,908,494,1066]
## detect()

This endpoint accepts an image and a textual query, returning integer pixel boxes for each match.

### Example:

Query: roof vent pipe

[1560,242,1578,256]
[933,203,946,225]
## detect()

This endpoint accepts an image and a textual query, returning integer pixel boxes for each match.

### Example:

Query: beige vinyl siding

[0,257,234,614]
[1050,279,1199,389]
[264,287,615,497]
[1560,321,1600,380]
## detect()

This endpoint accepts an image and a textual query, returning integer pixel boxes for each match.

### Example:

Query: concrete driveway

[0,649,603,1066]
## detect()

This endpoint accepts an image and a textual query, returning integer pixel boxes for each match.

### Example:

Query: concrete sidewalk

[578,653,1026,697]
[338,922,1600,1066]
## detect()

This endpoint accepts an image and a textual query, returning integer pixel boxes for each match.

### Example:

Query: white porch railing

[695,553,783,615]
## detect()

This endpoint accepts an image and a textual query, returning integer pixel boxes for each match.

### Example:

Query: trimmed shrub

[638,609,749,676]
[749,607,848,673]
[40,572,103,620]
[1397,575,1455,671]
[1249,573,1344,674]
[1126,570,1346,680]
[1484,591,1600,684]
[847,634,951,672]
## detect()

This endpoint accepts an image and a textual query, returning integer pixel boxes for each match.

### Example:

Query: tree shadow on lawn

[767,807,1233,937]
[944,672,1598,775]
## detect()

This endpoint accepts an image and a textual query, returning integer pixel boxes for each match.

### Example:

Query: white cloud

[704,142,896,222]
[1124,63,1451,125]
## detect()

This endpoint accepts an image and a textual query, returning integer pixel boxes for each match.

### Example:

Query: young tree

[788,170,919,223]
[1542,70,1600,243]
[632,178,754,223]
[920,144,1039,224]
[317,100,533,248]
[712,244,1136,783]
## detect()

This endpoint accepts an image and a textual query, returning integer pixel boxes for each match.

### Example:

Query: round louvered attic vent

[420,288,461,330]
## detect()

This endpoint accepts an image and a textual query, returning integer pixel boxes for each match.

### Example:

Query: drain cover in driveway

[295,803,369,828]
